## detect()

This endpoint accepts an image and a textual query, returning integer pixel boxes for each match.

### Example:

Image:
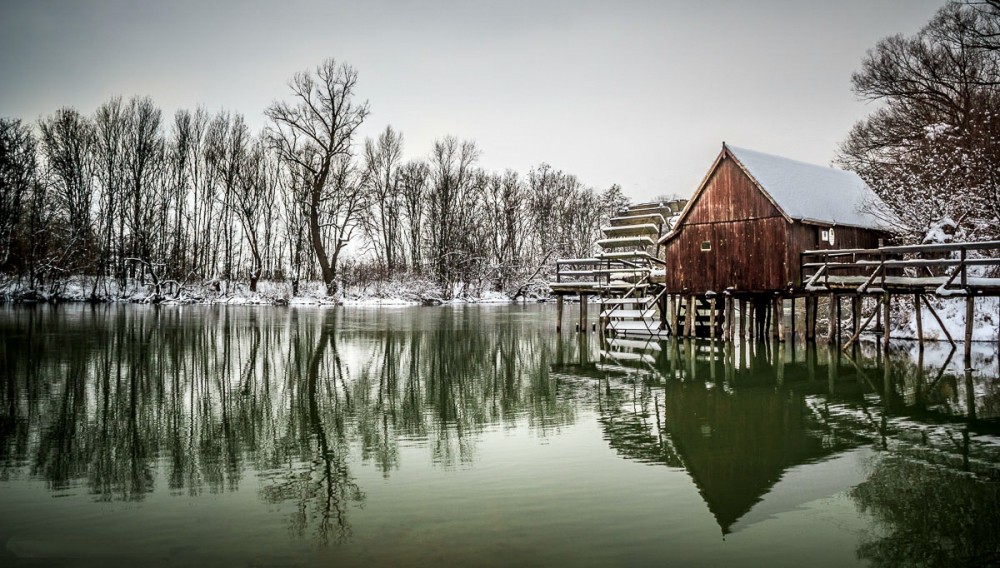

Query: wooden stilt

[882,293,891,350]
[670,295,680,337]
[709,296,717,340]
[852,295,861,339]
[725,295,735,341]
[914,293,924,350]
[739,299,747,341]
[580,294,588,334]
[772,295,781,340]
[748,299,755,340]
[776,296,785,342]
[556,295,564,333]
[684,295,695,337]
[836,296,843,344]
[659,292,667,331]
[790,296,796,340]
[827,293,836,345]
[965,295,974,363]
[805,296,816,342]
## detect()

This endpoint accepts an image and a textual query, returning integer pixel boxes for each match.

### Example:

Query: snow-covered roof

[727,145,894,231]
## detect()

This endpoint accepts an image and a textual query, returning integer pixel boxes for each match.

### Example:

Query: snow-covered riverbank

[0,276,543,307]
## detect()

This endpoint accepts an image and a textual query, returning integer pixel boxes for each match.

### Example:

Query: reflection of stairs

[598,336,662,376]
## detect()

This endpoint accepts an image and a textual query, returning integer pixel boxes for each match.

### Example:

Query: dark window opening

[700,241,711,252]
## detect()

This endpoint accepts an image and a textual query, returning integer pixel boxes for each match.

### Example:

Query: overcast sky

[0,0,945,202]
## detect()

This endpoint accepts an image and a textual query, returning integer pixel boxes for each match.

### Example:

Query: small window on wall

[819,228,836,246]
[700,240,712,252]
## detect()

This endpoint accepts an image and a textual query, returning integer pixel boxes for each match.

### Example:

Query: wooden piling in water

[852,295,861,340]
[579,294,588,333]
[771,296,781,340]
[965,296,974,362]
[671,294,680,337]
[914,293,923,350]
[556,295,564,333]
[777,296,786,341]
[684,295,695,337]
[709,296,717,340]
[739,298,747,341]
[882,293,891,350]
[827,293,836,345]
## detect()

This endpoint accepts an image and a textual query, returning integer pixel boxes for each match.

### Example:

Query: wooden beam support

[914,293,923,351]
[844,296,883,350]
[920,295,956,347]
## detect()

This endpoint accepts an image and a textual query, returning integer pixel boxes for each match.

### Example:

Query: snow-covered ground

[0,275,528,307]
[894,296,999,342]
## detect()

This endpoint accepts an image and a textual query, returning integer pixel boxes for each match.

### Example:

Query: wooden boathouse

[657,143,895,338]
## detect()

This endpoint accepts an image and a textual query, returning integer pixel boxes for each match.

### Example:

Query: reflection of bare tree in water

[851,455,1000,567]
[259,310,364,544]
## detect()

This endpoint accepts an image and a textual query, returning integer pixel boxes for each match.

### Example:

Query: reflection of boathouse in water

[554,335,1000,535]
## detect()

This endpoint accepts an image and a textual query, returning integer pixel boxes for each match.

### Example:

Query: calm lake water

[1,303,999,567]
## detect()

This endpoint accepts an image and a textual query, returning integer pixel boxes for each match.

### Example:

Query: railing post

[960,247,968,289]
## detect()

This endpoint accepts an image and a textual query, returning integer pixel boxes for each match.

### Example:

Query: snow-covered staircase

[551,200,685,337]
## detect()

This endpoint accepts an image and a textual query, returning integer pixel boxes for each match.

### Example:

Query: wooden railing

[800,241,1000,295]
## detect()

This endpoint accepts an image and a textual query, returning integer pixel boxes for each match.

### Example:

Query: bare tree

[266,58,370,296]
[39,107,97,274]
[0,119,36,272]
[426,136,482,292]
[838,1,1000,241]
[398,160,429,271]
[362,125,403,274]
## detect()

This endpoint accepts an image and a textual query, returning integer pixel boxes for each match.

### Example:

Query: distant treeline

[0,59,627,300]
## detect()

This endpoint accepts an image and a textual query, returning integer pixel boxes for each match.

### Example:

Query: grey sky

[0,0,945,201]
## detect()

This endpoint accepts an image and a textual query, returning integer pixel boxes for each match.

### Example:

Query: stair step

[600,350,657,364]
[607,320,662,332]
[609,213,667,227]
[556,258,603,266]
[597,236,655,249]
[595,281,639,291]
[595,251,661,262]
[593,267,651,275]
[600,296,654,305]
[600,309,656,319]
[607,338,662,351]
[601,224,660,238]
[549,282,598,291]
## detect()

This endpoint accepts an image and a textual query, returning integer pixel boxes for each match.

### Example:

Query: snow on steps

[606,320,666,334]
[600,296,653,305]
[599,308,656,319]
[599,350,656,364]
[597,236,655,249]
[600,224,660,238]
[607,337,662,351]
[608,213,667,227]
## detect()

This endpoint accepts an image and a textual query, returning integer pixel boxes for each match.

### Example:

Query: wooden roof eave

[796,218,894,234]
